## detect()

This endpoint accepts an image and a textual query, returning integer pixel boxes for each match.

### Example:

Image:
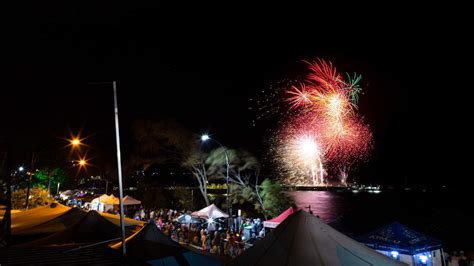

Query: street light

[201,134,232,230]
[78,159,86,166]
[18,166,24,172]
[201,134,210,141]
[71,138,81,147]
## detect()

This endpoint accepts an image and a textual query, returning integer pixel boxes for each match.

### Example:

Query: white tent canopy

[90,194,117,212]
[191,204,229,220]
[230,210,406,266]
[91,194,117,205]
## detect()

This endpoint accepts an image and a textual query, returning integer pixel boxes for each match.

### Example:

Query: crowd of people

[132,207,265,258]
[444,250,474,266]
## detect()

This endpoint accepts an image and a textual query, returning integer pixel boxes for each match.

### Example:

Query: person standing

[220,232,226,255]
[459,251,468,266]
[201,229,207,252]
[206,232,212,251]
[451,251,460,266]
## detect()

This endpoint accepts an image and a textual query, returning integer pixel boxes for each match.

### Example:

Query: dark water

[288,190,474,250]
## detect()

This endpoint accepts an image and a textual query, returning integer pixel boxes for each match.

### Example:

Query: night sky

[2,3,471,187]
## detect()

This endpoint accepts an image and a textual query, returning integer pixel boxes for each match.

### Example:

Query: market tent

[11,203,71,233]
[58,190,73,200]
[0,245,122,265]
[14,207,87,235]
[19,210,128,247]
[119,195,141,205]
[90,194,117,212]
[263,207,295,228]
[0,208,21,219]
[91,194,117,205]
[356,222,442,255]
[191,204,229,220]
[100,212,144,227]
[229,210,405,266]
[111,223,222,265]
[175,214,201,224]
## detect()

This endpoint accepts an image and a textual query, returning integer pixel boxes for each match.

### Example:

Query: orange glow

[71,138,81,146]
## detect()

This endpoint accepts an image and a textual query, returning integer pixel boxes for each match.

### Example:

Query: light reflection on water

[287,190,474,249]
[287,191,343,223]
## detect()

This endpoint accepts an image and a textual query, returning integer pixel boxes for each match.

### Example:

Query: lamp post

[112,81,126,256]
[200,134,232,230]
[86,81,126,256]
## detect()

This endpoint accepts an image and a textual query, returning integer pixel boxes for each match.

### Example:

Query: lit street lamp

[201,134,210,142]
[71,138,81,147]
[201,134,232,230]
[18,166,24,172]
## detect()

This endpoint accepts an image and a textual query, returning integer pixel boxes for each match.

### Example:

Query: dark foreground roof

[18,211,129,247]
[0,246,124,265]
[229,210,404,266]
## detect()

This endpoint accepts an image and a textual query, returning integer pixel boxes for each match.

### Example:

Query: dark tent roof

[19,211,126,247]
[11,203,71,234]
[15,207,87,236]
[229,210,404,266]
[114,223,222,266]
[0,246,122,265]
[356,222,442,255]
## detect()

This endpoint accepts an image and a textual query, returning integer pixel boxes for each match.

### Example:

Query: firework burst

[274,59,372,186]
[274,120,325,186]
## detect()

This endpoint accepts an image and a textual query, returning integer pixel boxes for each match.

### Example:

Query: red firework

[276,58,373,185]
[287,84,313,109]
[305,59,342,93]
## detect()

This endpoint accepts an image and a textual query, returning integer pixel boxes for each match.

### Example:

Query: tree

[127,119,199,203]
[182,150,211,206]
[169,187,194,210]
[127,119,196,172]
[260,179,293,218]
[207,148,264,210]
[33,167,67,196]
[11,188,51,209]
[127,119,267,212]
[184,147,265,212]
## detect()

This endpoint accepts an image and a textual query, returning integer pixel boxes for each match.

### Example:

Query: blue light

[419,255,428,263]
[390,251,399,258]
